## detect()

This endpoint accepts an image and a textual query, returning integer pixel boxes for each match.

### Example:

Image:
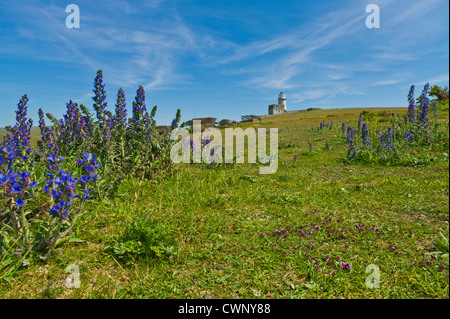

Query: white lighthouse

[268,92,287,115]
[278,92,287,111]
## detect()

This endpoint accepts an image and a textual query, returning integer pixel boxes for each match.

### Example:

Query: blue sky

[0,0,448,127]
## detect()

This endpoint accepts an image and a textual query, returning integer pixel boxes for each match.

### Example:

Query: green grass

[0,107,448,299]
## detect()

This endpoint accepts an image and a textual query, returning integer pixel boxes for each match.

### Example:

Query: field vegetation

[0,72,448,298]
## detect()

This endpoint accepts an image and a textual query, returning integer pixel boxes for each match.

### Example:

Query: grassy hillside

[0,107,448,299]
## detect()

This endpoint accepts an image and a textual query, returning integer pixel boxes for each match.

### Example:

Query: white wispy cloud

[205,0,447,107]
[1,0,205,91]
[203,4,368,99]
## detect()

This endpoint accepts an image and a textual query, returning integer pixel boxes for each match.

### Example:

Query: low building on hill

[268,92,287,115]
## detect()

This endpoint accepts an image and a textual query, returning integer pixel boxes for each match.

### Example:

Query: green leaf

[68,238,84,243]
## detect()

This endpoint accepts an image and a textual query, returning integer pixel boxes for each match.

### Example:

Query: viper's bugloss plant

[92,70,108,126]
[171,109,182,130]
[357,113,363,131]
[114,88,127,133]
[408,85,416,124]
[361,122,370,147]
[344,83,448,165]
[0,146,15,173]
[1,70,180,271]
[0,95,34,171]
[404,132,414,145]
[417,83,431,126]
[346,126,356,160]
[130,85,146,132]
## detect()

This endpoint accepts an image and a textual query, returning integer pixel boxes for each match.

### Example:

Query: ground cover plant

[0,74,448,298]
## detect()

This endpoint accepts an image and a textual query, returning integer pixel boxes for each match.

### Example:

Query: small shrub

[105,215,177,264]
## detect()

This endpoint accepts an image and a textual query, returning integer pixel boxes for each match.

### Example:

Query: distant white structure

[268,92,287,115]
